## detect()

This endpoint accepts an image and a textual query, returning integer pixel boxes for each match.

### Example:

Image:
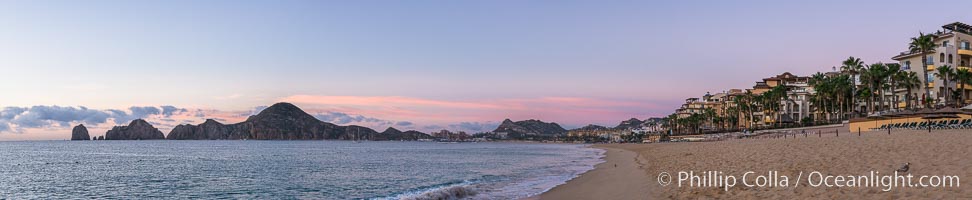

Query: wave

[398,185,477,200]
[475,145,606,199]
[377,181,478,200]
[376,145,605,200]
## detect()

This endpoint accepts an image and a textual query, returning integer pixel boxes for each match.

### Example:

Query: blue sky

[2,1,972,139]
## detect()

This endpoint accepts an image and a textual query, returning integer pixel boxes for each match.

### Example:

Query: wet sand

[538,145,651,200]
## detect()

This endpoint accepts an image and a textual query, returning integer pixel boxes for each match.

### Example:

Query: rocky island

[70,124,90,140]
[105,119,166,140]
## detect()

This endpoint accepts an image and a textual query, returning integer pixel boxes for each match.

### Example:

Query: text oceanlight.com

[656,171,960,191]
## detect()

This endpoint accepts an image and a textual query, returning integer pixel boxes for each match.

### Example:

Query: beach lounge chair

[914,122,926,130]
[936,120,950,130]
[948,120,962,129]
[961,119,972,129]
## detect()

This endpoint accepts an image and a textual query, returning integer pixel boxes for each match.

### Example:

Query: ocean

[0,141,603,199]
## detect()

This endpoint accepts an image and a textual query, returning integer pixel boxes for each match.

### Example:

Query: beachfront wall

[848,114,972,133]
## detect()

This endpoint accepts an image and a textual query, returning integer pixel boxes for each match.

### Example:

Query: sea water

[0,141,603,199]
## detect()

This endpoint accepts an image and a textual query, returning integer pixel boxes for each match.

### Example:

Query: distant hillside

[612,117,665,130]
[165,102,432,140]
[572,124,610,131]
[492,119,566,138]
[614,118,645,129]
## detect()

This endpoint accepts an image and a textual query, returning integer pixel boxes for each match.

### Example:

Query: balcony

[959,66,971,72]
[960,46,972,56]
[927,65,936,71]
[928,82,935,88]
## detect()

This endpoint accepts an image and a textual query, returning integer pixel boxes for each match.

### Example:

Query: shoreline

[534,144,652,200]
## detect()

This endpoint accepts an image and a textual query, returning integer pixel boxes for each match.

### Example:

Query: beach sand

[539,146,651,200]
[541,129,972,199]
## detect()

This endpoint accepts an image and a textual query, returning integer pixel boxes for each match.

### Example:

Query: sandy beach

[539,146,651,200]
[541,129,972,199]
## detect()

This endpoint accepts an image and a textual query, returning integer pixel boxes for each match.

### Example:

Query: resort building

[892,22,972,106]
[665,22,972,135]
[747,72,815,126]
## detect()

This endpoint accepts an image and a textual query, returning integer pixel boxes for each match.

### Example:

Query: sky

[2,0,972,140]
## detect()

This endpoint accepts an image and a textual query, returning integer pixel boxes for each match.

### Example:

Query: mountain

[614,118,645,130]
[105,119,165,140]
[166,102,432,140]
[572,124,610,131]
[71,124,90,140]
[492,119,566,137]
[166,119,233,140]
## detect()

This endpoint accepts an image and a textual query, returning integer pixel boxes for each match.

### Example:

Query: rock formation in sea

[96,136,104,140]
[165,102,433,140]
[492,119,566,138]
[167,119,234,140]
[105,119,165,140]
[71,124,90,140]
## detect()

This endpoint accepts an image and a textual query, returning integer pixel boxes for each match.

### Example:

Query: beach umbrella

[935,107,963,114]
[916,108,937,115]
[923,114,960,119]
[922,114,945,119]
[893,110,915,117]
[883,111,902,118]
[866,113,886,119]
[962,104,972,111]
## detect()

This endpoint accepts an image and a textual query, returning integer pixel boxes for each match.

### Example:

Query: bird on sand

[895,162,910,173]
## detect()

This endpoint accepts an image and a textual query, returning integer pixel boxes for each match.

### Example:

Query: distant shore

[539,129,972,199]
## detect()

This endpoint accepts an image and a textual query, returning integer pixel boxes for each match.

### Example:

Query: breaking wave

[379,181,478,200]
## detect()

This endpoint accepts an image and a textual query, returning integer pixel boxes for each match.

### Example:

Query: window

[943,41,950,47]
[949,54,954,64]
[904,61,911,70]
[963,42,971,50]
[940,53,945,63]
[927,56,934,64]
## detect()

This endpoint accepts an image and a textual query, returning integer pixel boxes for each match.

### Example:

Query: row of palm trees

[663,61,972,135]
[661,32,972,135]
[662,84,795,134]
[809,55,972,119]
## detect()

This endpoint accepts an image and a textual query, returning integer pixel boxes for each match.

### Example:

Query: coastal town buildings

[892,22,972,106]
[666,22,972,135]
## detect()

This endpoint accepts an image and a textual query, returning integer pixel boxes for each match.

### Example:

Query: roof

[943,22,972,35]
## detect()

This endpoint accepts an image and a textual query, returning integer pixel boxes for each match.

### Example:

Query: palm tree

[735,90,757,129]
[808,72,828,121]
[886,63,901,111]
[935,65,955,106]
[861,63,889,113]
[909,32,936,107]
[701,107,716,133]
[840,57,865,113]
[895,71,918,110]
[956,68,972,105]
[831,74,848,119]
